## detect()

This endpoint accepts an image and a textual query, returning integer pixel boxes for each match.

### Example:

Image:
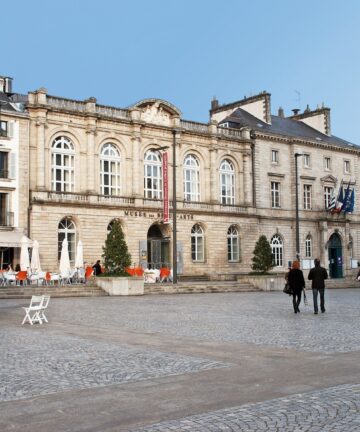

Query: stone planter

[95,276,144,296]
[240,275,285,292]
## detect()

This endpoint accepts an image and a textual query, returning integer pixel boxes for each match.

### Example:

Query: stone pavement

[0,289,359,431]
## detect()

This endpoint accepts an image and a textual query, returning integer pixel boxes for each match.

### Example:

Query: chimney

[0,76,13,94]
[211,96,219,110]
[292,108,300,115]
[278,107,284,118]
[304,104,311,113]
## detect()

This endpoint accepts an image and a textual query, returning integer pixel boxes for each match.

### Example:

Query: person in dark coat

[308,258,328,314]
[92,260,102,276]
[287,260,305,313]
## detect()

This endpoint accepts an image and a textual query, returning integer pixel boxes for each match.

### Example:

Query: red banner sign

[162,152,169,223]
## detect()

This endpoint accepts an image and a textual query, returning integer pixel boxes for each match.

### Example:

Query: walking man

[308,258,328,314]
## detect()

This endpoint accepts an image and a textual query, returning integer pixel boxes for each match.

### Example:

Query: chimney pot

[292,108,300,115]
[278,106,284,118]
[211,96,219,110]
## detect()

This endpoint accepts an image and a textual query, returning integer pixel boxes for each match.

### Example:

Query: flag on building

[327,189,336,212]
[332,181,344,213]
[343,187,355,213]
[341,182,351,213]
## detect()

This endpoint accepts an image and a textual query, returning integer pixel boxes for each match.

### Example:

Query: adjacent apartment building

[0,77,29,268]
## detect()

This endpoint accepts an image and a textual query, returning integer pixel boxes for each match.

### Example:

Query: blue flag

[341,183,351,213]
[343,188,355,213]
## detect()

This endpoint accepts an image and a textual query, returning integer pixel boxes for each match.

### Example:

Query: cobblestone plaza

[1,289,360,431]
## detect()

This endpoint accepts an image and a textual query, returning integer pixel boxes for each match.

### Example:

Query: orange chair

[84,266,93,283]
[45,272,52,285]
[125,267,136,276]
[160,267,171,282]
[16,271,28,286]
[135,267,144,277]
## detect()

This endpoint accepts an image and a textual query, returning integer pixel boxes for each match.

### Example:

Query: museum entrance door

[328,233,343,278]
[147,224,170,269]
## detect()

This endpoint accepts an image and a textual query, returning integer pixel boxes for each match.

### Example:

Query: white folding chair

[39,295,51,323]
[22,295,44,325]
[0,272,6,286]
[4,273,16,285]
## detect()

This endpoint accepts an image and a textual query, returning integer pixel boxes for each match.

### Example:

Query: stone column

[86,126,96,193]
[36,118,46,190]
[319,221,328,268]
[243,152,251,205]
[132,135,141,197]
[210,148,217,203]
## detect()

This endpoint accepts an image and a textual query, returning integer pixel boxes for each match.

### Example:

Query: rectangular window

[303,184,312,210]
[324,157,331,170]
[324,186,333,209]
[303,154,310,168]
[271,182,280,208]
[271,150,279,164]
[344,160,350,174]
[0,152,8,178]
[0,121,7,137]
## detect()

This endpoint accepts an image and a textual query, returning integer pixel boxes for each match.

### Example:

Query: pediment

[320,175,337,185]
[133,99,181,126]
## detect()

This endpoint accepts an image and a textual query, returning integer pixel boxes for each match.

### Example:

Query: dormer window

[0,121,7,137]
[220,122,229,128]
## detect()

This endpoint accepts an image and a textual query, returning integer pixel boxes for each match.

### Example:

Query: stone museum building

[1,75,359,279]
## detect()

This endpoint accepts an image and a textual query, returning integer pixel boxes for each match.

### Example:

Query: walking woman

[287,260,305,313]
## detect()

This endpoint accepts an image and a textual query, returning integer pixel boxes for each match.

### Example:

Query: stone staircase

[144,280,259,295]
[0,283,108,299]
[325,277,359,289]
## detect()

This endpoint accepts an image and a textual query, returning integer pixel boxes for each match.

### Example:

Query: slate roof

[222,107,358,150]
[0,92,17,112]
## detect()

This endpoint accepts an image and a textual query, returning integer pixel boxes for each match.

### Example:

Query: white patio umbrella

[30,240,41,272]
[75,240,84,268]
[59,238,71,275]
[20,236,30,271]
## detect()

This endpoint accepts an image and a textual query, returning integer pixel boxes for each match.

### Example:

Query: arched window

[271,234,283,267]
[107,219,122,234]
[227,226,240,262]
[183,154,200,201]
[220,159,235,204]
[191,224,204,262]
[305,235,312,258]
[58,217,76,263]
[144,150,162,199]
[100,143,121,195]
[51,136,75,192]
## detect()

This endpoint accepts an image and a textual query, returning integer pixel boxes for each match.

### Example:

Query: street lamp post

[154,133,177,284]
[295,153,303,260]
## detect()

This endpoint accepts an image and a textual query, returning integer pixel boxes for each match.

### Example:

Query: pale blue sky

[4,0,360,143]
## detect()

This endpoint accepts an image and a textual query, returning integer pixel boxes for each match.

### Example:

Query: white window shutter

[7,122,14,138]
[9,153,16,179]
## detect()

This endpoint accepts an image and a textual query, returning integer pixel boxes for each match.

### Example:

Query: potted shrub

[95,220,144,295]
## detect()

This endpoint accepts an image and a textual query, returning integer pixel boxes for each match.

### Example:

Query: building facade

[0,77,30,268]
[8,82,360,278]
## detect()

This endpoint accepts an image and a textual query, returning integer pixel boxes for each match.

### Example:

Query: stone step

[0,284,108,299]
[145,282,259,295]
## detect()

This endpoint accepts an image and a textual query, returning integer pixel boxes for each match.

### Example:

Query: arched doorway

[147,224,170,269]
[328,233,343,278]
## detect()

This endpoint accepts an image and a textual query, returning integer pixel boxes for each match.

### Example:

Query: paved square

[0,289,359,431]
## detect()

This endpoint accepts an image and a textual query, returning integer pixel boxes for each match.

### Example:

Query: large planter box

[96,277,144,296]
[240,275,285,291]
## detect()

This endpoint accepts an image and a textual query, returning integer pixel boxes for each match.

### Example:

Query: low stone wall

[239,275,285,292]
[96,277,144,295]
